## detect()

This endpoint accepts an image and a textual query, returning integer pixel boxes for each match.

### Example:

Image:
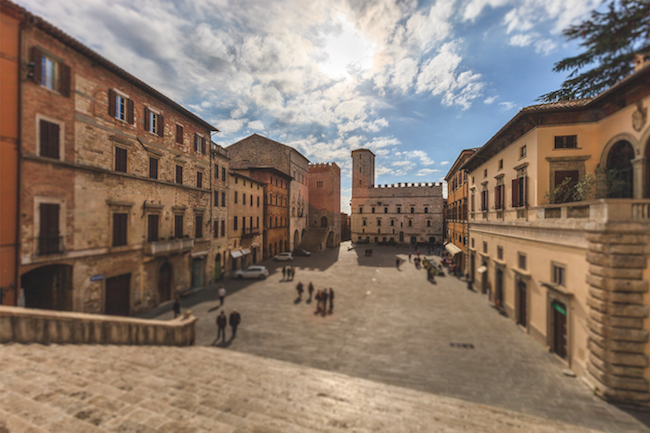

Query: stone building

[227,134,310,250]
[350,149,444,245]
[226,171,264,272]
[462,61,650,404]
[231,165,291,259]
[443,148,477,274]
[7,1,219,315]
[305,163,341,251]
[340,213,351,242]
[0,2,20,306]
[211,142,230,280]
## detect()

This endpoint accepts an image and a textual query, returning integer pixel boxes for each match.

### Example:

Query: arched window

[390,220,394,226]
[424,207,428,213]
[410,207,414,213]
[384,207,388,213]
[408,220,412,227]
[607,140,634,198]
[372,207,375,213]
[427,220,431,227]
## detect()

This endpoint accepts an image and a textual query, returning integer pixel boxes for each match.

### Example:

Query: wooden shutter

[221,192,225,207]
[31,46,43,84]
[512,178,519,208]
[176,165,183,184]
[157,114,164,137]
[149,157,158,179]
[221,220,225,236]
[147,214,159,242]
[494,186,499,210]
[194,133,199,152]
[40,120,60,159]
[144,107,150,132]
[174,215,183,238]
[39,203,60,254]
[201,137,206,154]
[214,221,219,238]
[108,89,117,117]
[522,176,527,206]
[113,213,127,246]
[126,99,134,124]
[115,147,127,172]
[59,63,71,97]
[176,125,183,144]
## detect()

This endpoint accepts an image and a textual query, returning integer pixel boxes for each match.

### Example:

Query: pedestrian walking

[173,296,181,318]
[296,281,304,298]
[282,266,287,280]
[229,309,241,339]
[218,286,226,307]
[290,266,295,281]
[408,253,411,262]
[328,288,334,312]
[315,290,322,313]
[216,310,227,341]
[308,282,314,301]
[321,289,329,315]
[396,258,400,269]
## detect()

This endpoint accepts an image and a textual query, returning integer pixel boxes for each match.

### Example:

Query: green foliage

[539,0,650,102]
[545,170,630,203]
[545,178,575,204]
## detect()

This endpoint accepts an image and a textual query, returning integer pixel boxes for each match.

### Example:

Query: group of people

[282,266,296,280]
[295,281,334,315]
[364,248,374,256]
[215,309,241,342]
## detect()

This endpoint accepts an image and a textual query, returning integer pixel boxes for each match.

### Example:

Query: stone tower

[352,149,375,198]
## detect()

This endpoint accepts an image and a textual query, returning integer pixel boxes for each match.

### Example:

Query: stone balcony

[538,199,650,224]
[144,238,194,256]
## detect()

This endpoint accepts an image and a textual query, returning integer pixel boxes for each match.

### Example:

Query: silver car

[232,266,269,279]
[273,252,293,261]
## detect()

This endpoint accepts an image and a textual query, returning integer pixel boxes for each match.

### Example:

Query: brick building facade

[226,172,264,271]
[211,142,230,280]
[307,163,341,250]
[7,1,219,315]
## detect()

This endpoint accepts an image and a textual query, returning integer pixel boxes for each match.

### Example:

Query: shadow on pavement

[616,405,650,428]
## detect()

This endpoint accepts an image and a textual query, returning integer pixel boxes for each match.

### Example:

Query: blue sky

[18,0,602,212]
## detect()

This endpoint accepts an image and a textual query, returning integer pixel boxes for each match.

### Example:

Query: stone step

[0,344,603,433]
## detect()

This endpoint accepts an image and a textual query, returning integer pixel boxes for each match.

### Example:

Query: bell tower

[351,149,375,198]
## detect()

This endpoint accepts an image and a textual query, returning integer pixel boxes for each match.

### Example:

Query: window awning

[477,266,488,274]
[230,249,252,259]
[240,248,251,256]
[445,243,462,256]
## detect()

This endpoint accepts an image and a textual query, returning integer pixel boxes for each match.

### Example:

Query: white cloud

[247,120,264,130]
[415,168,440,177]
[508,33,535,47]
[440,161,450,166]
[217,118,247,135]
[534,38,557,55]
[484,96,497,105]
[498,101,517,111]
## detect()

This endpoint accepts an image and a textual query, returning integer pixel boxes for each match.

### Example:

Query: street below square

[148,242,650,433]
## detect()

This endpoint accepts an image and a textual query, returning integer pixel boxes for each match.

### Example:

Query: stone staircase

[299,228,328,252]
[0,344,602,433]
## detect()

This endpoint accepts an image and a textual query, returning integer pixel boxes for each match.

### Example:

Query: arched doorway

[214,254,221,280]
[294,230,300,247]
[399,231,404,243]
[410,236,417,244]
[429,237,435,244]
[321,216,328,227]
[374,237,378,243]
[158,262,172,303]
[607,140,634,198]
[21,265,73,311]
[326,231,335,248]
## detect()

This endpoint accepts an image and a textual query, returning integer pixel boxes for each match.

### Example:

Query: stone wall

[0,305,197,346]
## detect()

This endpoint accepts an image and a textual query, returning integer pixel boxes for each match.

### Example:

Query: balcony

[241,227,260,238]
[37,235,64,255]
[145,238,194,256]
[538,199,650,223]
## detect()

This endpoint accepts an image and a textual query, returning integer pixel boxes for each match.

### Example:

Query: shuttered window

[221,192,226,207]
[176,125,183,144]
[113,213,127,247]
[233,216,238,230]
[32,46,71,97]
[174,215,183,238]
[214,221,219,238]
[39,203,60,255]
[512,176,527,207]
[197,172,203,189]
[149,157,158,179]
[194,134,205,154]
[195,215,203,239]
[108,89,135,123]
[147,214,159,242]
[176,165,183,184]
[39,119,60,159]
[115,147,127,173]
[144,107,164,136]
[221,220,225,237]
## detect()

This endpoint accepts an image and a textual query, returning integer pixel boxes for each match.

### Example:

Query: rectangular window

[144,107,164,137]
[256,216,259,227]
[214,164,219,179]
[222,191,226,207]
[108,89,134,123]
[115,147,127,173]
[147,214,159,242]
[214,221,219,238]
[197,172,203,189]
[214,191,219,206]
[483,241,487,254]
[377,219,381,226]
[555,135,577,149]
[195,215,203,239]
[149,157,158,179]
[113,213,127,247]
[176,165,183,184]
[194,134,205,154]
[553,264,566,286]
[222,167,226,181]
[174,215,183,238]
[38,203,60,255]
[116,94,126,121]
[257,196,260,207]
[233,216,238,230]
[471,238,475,248]
[32,47,70,97]
[553,170,579,203]
[497,246,503,260]
[317,180,323,188]
[243,193,246,205]
[498,159,503,170]
[234,191,238,204]
[39,119,60,159]
[397,207,401,214]
[176,125,183,144]
[520,145,527,158]
[359,207,363,214]
[221,219,225,237]
[518,252,527,270]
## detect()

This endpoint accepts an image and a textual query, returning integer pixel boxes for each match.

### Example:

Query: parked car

[232,266,269,279]
[292,248,311,257]
[274,252,293,261]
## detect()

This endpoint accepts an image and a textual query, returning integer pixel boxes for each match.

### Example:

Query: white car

[232,266,269,279]
[274,252,293,261]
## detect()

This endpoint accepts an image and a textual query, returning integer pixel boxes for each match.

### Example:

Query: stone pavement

[150,242,650,433]
[0,343,603,433]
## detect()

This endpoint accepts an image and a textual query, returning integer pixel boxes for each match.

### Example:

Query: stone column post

[632,157,645,199]
[585,221,649,404]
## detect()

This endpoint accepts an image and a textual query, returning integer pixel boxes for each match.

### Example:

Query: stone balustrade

[0,306,197,346]
[144,237,194,256]
[538,199,650,223]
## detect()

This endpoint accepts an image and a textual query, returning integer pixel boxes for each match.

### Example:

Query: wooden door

[158,262,172,302]
[191,258,203,289]
[517,282,527,327]
[553,301,567,359]
[105,274,131,316]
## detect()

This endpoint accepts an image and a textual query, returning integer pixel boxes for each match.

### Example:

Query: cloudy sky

[18,0,602,211]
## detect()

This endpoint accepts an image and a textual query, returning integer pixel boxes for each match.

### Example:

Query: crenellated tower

[352,149,375,198]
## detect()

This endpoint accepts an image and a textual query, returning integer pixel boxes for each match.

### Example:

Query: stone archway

[293,230,300,247]
[321,216,328,227]
[21,264,73,311]
[607,140,635,198]
[158,262,172,303]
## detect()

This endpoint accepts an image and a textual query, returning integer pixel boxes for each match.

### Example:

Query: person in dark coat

[328,288,334,312]
[296,281,304,298]
[282,266,287,280]
[229,309,241,339]
[173,297,181,318]
[321,289,329,315]
[308,282,314,301]
[314,290,322,314]
[396,258,400,269]
[216,311,227,341]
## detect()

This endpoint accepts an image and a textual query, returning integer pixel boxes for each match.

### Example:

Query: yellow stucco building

[462,60,650,405]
